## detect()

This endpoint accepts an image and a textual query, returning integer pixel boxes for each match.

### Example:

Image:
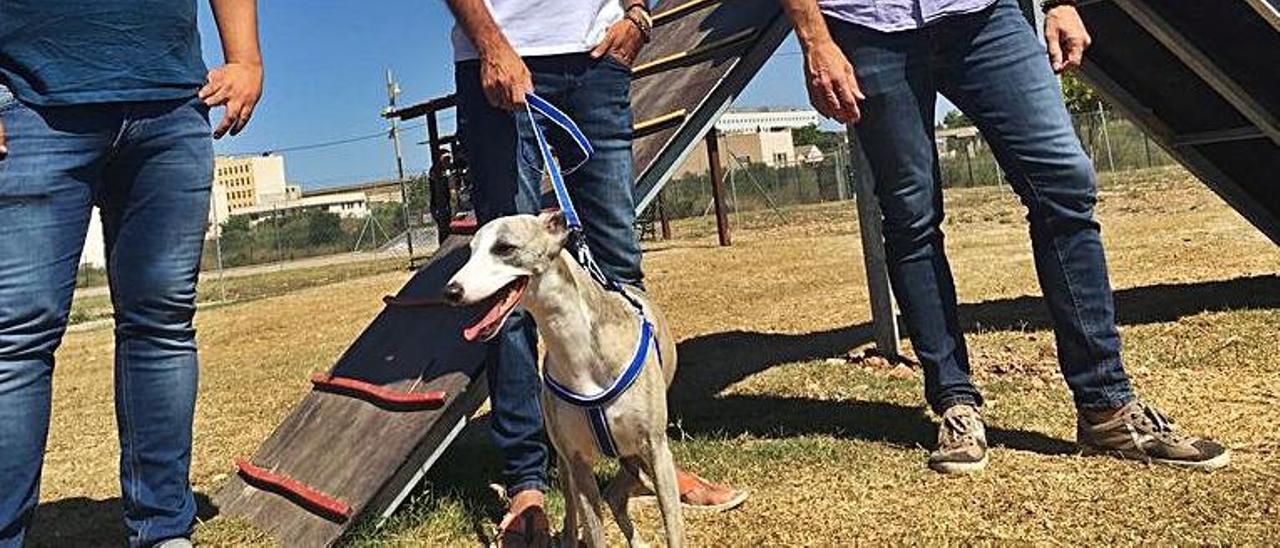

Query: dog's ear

[540,210,569,237]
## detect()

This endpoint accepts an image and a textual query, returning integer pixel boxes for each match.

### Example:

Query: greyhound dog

[444,211,685,547]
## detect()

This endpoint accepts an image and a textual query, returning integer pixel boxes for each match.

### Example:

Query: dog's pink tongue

[461,279,528,342]
[462,305,503,342]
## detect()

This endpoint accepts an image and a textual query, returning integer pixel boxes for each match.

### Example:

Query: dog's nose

[442,282,464,304]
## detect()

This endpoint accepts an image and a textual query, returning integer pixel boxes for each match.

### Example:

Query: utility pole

[385,68,415,262]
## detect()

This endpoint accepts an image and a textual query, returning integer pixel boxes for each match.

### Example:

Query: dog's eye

[491,242,517,256]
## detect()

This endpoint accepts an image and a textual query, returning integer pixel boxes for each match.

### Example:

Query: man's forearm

[779,0,836,50]
[209,0,261,65]
[447,0,513,56]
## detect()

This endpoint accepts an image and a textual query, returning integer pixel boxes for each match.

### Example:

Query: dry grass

[30,166,1280,546]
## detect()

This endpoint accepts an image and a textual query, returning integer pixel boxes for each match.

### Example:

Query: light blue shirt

[818,0,999,32]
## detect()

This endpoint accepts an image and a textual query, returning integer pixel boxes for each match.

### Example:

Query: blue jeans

[455,53,642,496]
[831,0,1134,413]
[0,86,211,547]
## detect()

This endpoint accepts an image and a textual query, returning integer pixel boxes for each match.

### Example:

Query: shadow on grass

[670,275,1280,452]
[26,492,217,547]
[673,274,1280,402]
[675,394,1077,455]
[381,275,1280,535]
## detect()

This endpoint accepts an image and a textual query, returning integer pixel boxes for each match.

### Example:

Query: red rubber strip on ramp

[449,216,478,234]
[310,373,447,408]
[382,294,449,308]
[235,460,352,522]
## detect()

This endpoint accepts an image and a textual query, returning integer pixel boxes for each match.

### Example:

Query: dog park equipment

[1075,0,1280,246]
[214,0,789,544]
[217,0,1280,543]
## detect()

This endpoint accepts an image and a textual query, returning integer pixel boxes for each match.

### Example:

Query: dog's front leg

[568,457,608,547]
[604,457,645,547]
[557,453,579,547]
[644,438,686,548]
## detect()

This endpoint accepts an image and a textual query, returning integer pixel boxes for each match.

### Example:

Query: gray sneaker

[1077,400,1230,470]
[154,539,193,548]
[928,404,989,474]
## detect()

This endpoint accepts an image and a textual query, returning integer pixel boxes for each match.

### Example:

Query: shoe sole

[1080,446,1232,471]
[630,489,750,513]
[928,454,988,474]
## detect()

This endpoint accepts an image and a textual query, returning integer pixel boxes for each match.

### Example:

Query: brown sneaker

[928,404,989,474]
[1077,400,1230,470]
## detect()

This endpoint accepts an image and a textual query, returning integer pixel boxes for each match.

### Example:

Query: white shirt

[452,0,625,61]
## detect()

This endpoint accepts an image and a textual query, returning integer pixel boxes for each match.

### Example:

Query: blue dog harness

[524,93,660,458]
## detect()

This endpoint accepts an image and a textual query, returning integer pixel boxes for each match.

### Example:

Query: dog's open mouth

[462,277,530,342]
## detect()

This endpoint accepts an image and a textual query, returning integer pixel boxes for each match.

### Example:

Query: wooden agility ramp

[213,235,490,544]
[1077,0,1280,245]
[213,1,790,544]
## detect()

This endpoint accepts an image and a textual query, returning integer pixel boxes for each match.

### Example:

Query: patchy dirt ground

[30,167,1280,546]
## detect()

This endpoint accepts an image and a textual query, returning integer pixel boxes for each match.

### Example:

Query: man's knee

[0,297,70,361]
[111,274,198,340]
[877,183,946,259]
[1024,154,1099,233]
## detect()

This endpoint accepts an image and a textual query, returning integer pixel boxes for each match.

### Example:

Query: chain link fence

[647,108,1177,238]
[71,107,1172,308]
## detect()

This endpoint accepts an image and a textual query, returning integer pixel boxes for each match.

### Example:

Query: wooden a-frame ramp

[216,0,1280,544]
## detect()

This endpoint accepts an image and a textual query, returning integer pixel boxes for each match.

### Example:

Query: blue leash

[524,93,659,458]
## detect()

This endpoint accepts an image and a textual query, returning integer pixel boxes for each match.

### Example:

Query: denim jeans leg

[933,0,1133,410]
[560,55,643,287]
[0,92,108,546]
[99,98,212,547]
[830,20,982,413]
[455,61,554,497]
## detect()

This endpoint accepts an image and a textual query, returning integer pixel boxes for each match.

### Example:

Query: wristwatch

[1040,0,1078,12]
[625,3,653,43]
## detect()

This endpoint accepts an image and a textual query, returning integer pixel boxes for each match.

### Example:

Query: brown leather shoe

[632,468,748,512]
[494,489,551,548]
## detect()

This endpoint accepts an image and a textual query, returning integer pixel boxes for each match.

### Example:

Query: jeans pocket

[601,53,633,71]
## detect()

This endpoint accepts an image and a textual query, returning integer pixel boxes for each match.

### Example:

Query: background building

[674,108,821,177]
[208,154,290,237]
[240,191,370,223]
[215,155,288,211]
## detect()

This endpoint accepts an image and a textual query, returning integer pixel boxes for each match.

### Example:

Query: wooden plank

[631,0,793,214]
[1245,0,1280,33]
[1173,126,1266,147]
[214,235,489,546]
[634,109,688,137]
[846,127,900,357]
[1112,0,1280,147]
[654,0,724,26]
[631,28,757,78]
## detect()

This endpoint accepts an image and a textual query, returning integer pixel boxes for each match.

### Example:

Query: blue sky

[198,1,955,189]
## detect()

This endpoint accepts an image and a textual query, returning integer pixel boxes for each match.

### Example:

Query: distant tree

[942,110,972,129]
[1061,72,1108,114]
[302,210,343,246]
[792,124,844,151]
